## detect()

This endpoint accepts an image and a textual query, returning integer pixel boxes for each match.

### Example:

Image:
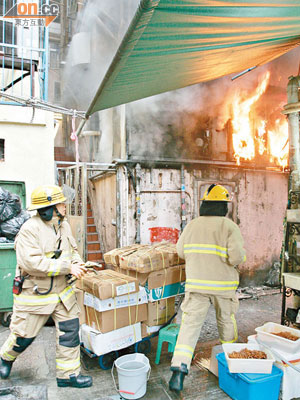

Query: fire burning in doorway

[231,71,288,168]
[127,64,290,168]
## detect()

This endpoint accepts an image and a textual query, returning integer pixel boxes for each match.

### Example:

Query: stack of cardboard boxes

[104,243,185,338]
[76,243,185,356]
[76,269,146,355]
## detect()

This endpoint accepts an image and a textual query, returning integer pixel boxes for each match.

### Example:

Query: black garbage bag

[0,210,30,240]
[264,261,281,287]
[0,187,11,219]
[0,188,22,223]
[8,193,22,215]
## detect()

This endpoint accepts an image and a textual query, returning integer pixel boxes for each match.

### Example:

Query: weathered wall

[92,165,288,286]
[237,171,288,285]
[139,169,190,243]
[0,105,55,205]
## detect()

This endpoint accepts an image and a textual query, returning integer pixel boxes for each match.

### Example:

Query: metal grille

[56,162,116,217]
[0,0,49,102]
[57,166,83,217]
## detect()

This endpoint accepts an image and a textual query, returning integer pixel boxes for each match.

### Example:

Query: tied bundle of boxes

[76,269,146,356]
[76,243,185,357]
[212,322,300,400]
[105,243,185,338]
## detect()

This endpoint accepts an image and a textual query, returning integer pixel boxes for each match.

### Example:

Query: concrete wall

[92,165,288,286]
[237,171,288,285]
[0,105,56,206]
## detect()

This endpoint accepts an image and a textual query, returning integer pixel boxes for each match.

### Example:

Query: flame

[231,70,288,169]
[268,118,289,168]
[257,120,267,155]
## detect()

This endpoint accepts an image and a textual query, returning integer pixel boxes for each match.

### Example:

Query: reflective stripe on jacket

[13,215,82,313]
[176,216,246,297]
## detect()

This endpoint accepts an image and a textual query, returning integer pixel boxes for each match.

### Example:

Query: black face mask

[38,206,54,221]
[200,201,228,217]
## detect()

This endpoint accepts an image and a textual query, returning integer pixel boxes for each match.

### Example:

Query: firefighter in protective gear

[0,185,93,388]
[169,184,246,392]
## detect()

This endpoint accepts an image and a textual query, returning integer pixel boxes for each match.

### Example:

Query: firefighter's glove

[70,262,87,279]
[85,261,102,269]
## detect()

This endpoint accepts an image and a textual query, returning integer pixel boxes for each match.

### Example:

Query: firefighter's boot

[169,363,188,392]
[57,373,93,388]
[0,358,13,379]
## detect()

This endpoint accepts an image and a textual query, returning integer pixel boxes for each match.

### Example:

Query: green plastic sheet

[87,0,300,115]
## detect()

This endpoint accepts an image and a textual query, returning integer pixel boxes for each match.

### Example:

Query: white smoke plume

[127,47,300,159]
[62,0,140,110]
[62,0,300,160]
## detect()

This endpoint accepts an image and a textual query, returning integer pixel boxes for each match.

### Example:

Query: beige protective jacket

[177,216,246,297]
[14,215,82,314]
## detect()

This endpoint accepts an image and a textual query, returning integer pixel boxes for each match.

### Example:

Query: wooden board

[68,215,85,260]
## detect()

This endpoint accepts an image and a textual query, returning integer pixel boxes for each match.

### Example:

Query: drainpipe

[181,165,187,231]
[120,104,127,160]
[286,76,300,191]
[122,164,129,246]
[116,166,122,248]
[193,173,198,219]
[135,163,142,244]
[82,163,87,261]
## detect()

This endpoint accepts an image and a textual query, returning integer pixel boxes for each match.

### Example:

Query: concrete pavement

[0,290,298,400]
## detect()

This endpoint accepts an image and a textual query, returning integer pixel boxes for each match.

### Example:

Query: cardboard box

[152,242,185,266]
[146,297,175,326]
[104,243,184,269]
[75,270,96,290]
[114,264,186,288]
[146,281,185,301]
[80,323,142,356]
[77,269,139,300]
[141,322,162,338]
[103,244,144,266]
[85,303,148,333]
[84,287,148,312]
[119,245,170,273]
[146,265,185,289]
[74,288,86,325]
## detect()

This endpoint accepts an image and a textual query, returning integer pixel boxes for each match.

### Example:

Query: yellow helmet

[201,184,231,202]
[28,185,67,211]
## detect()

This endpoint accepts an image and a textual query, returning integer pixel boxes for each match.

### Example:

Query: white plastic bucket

[112,353,151,400]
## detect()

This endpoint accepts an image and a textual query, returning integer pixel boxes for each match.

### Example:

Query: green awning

[86,0,300,116]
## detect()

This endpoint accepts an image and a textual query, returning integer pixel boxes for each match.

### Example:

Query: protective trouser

[171,292,239,369]
[0,301,80,379]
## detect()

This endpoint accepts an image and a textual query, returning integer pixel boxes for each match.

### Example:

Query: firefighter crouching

[0,185,93,388]
[169,184,246,392]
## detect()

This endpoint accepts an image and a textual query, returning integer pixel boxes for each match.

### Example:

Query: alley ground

[0,289,298,400]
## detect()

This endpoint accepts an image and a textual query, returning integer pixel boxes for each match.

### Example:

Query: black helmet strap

[53,205,64,221]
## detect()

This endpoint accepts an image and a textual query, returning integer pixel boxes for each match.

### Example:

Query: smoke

[127,48,300,159]
[63,0,300,160]
[62,0,140,110]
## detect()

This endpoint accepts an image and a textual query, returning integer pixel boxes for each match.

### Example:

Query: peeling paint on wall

[93,165,288,285]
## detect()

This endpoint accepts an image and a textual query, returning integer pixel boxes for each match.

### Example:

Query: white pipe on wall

[121,164,129,246]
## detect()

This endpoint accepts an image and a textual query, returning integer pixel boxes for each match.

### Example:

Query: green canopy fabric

[86,0,300,116]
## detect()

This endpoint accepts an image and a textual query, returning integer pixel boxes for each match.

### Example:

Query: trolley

[80,305,181,370]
